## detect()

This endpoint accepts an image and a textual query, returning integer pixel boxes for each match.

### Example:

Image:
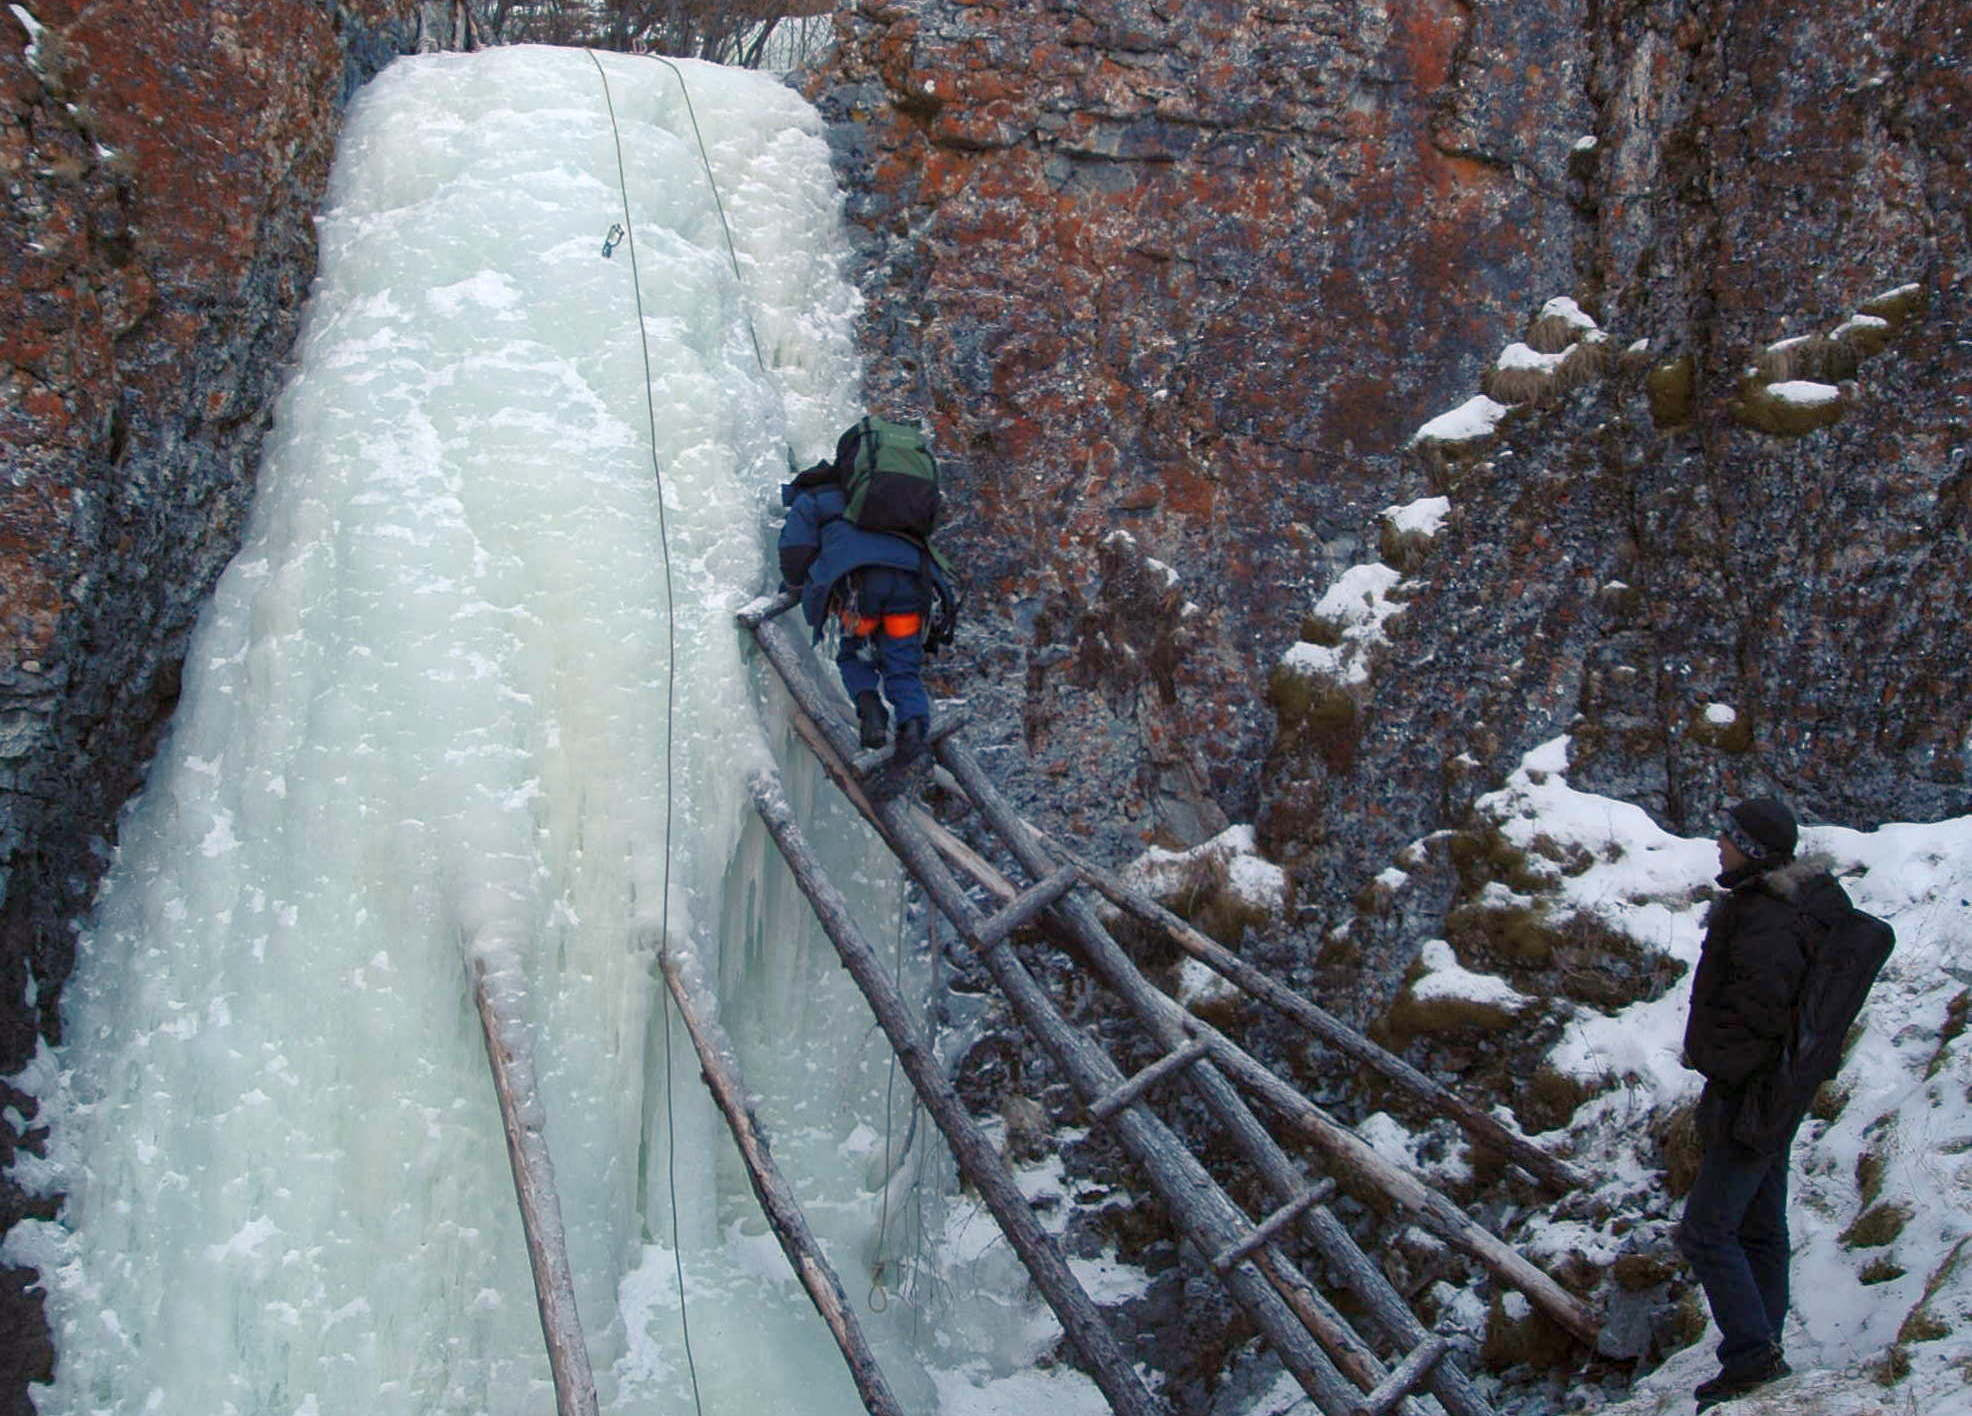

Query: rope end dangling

[602,222,625,258]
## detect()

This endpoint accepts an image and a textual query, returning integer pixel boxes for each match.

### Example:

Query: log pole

[928,747,1599,1348]
[1068,858,1586,1194]
[747,767,1171,1416]
[471,955,601,1416]
[656,933,908,1416]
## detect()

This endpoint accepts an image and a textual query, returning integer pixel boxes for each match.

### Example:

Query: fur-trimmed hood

[1747,851,1837,902]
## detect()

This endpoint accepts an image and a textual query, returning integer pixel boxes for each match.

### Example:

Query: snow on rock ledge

[1405,394,1512,464]
[1377,494,1450,573]
[1115,823,1288,950]
[1459,735,1972,1404]
[1385,938,1534,1039]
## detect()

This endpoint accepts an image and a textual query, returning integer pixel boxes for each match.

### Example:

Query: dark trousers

[835,567,930,725]
[1675,1084,1794,1369]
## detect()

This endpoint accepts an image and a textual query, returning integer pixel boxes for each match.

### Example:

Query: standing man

[777,419,954,769]
[1676,796,1847,1411]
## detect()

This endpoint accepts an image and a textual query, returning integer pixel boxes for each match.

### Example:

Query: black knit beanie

[1722,797,1798,864]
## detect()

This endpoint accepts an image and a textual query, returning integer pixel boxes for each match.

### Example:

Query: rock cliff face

[0,0,432,1395]
[805,2,1966,1394]
[806,0,1969,1006]
[808,0,1593,864]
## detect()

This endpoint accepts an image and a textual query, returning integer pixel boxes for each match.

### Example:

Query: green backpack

[842,416,941,542]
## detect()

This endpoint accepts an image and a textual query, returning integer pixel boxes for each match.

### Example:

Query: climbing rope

[591,40,916,1390]
[648,52,770,376]
[588,47,702,1416]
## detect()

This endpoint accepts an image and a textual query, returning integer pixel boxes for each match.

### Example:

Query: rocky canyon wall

[0,0,1965,1403]
[805,0,1968,1008]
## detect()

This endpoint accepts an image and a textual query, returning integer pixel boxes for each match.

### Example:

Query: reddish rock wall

[808,0,1590,862]
[810,2,1967,1389]
[0,0,429,1398]
[808,0,1969,949]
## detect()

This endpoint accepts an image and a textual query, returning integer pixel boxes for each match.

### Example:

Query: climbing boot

[1694,1346,1789,1411]
[855,691,888,750]
[893,715,928,769]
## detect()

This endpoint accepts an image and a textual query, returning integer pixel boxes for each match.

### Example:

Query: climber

[777,417,957,771]
[1674,796,1846,1412]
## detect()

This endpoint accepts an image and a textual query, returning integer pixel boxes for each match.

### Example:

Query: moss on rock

[1857,1148,1886,1208]
[1842,1200,1914,1249]
[1730,375,1848,436]
[1520,1065,1599,1133]
[1267,662,1362,772]
[1612,1251,1678,1292]
[1298,612,1345,647]
[1860,1256,1907,1285]
[1655,1100,1703,1198]
[1384,986,1530,1041]
[1928,989,1969,1079]
[1689,702,1754,753]
[1481,1293,1576,1371]
[1645,355,1695,427]
[1809,1078,1852,1124]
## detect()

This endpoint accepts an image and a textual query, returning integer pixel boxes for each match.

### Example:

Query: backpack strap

[792,459,840,491]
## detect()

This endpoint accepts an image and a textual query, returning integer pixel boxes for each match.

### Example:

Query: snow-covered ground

[1052,725,1970,1414]
[1473,738,1972,1413]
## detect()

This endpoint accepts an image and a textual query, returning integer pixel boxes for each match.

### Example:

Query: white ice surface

[4,46,1080,1416]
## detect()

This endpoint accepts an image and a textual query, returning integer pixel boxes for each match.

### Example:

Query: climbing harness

[837,608,925,640]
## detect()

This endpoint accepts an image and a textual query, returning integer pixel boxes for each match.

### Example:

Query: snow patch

[1408,394,1510,448]
[1409,939,1532,1014]
[1380,495,1450,538]
[1121,823,1287,927]
[1830,314,1889,342]
[1768,379,1842,407]
[1496,342,1565,374]
[1539,295,1600,332]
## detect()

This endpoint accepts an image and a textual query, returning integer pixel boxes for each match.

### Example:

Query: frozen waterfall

[6,47,1082,1416]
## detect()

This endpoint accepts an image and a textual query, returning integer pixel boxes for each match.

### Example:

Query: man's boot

[855,691,888,749]
[1694,1345,1789,1411]
[893,715,928,768]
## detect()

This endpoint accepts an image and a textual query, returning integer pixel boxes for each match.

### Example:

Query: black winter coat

[1683,854,1845,1090]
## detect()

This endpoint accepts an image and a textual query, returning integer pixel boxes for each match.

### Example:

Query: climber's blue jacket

[777,477,945,637]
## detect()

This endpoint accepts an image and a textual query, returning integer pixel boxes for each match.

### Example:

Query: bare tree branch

[465,0,826,66]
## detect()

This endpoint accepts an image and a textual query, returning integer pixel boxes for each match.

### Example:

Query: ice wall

[6,46,975,1414]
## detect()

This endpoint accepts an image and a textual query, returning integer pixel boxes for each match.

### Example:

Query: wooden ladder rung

[1353,1335,1451,1416]
[1087,1036,1214,1124]
[1212,1177,1337,1274]
[972,865,1079,950]
[850,708,970,776]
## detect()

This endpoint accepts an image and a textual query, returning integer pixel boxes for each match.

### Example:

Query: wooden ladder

[739,591,1601,1416]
